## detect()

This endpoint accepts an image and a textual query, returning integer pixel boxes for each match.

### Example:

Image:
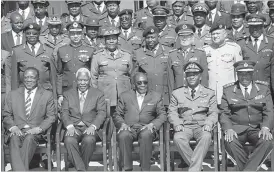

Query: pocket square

[147,103,154,105]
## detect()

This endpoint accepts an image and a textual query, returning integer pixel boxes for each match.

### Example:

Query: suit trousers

[64,125,100,171]
[117,127,156,171]
[224,127,273,171]
[173,126,212,172]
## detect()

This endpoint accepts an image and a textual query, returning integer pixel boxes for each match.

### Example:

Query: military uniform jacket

[57,43,95,94]
[227,25,250,43]
[133,7,154,30]
[1,30,26,53]
[81,2,108,20]
[266,24,274,37]
[194,24,212,48]
[118,27,143,52]
[240,35,274,93]
[24,17,50,36]
[90,48,133,106]
[134,44,172,105]
[2,50,11,94]
[168,85,218,128]
[82,36,105,51]
[167,47,209,96]
[167,14,194,28]
[206,10,231,29]
[158,25,177,48]
[99,16,120,28]
[220,81,274,133]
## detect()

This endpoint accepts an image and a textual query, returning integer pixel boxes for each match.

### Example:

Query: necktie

[254,38,258,52]
[176,17,180,23]
[31,45,36,55]
[54,36,57,45]
[110,52,115,58]
[73,17,77,21]
[16,34,20,46]
[80,92,85,113]
[182,50,187,58]
[244,87,249,99]
[198,28,202,37]
[191,89,196,98]
[22,10,25,20]
[25,90,32,118]
[111,19,115,27]
[137,94,145,110]
[208,12,213,26]
[124,30,128,39]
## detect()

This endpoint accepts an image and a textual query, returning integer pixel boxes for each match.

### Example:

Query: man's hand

[225,129,238,142]
[66,126,79,136]
[203,125,211,132]
[83,125,96,135]
[10,126,23,136]
[141,123,154,133]
[25,127,42,135]
[58,96,64,107]
[258,127,273,141]
[118,123,131,133]
[175,125,184,132]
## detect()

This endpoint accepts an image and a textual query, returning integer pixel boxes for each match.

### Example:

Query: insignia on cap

[182,24,187,29]
[29,24,33,29]
[244,62,248,67]
[93,20,95,22]
[73,22,78,27]
[251,18,256,22]
[53,16,57,20]
[151,29,154,33]
[219,25,223,28]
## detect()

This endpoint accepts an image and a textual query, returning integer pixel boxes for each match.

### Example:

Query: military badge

[244,62,248,67]
[182,24,187,29]
[254,95,264,100]
[29,24,33,29]
[73,22,78,27]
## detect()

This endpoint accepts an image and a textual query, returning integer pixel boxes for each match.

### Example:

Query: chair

[1,126,53,171]
[112,122,165,171]
[56,99,112,171]
[165,123,220,171]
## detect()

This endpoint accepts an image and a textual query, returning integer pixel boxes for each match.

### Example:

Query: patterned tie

[198,28,202,37]
[191,89,196,98]
[254,38,258,52]
[25,90,32,118]
[16,34,20,46]
[244,87,249,99]
[31,45,36,55]
[124,30,128,39]
[39,20,43,27]
[111,19,115,27]
[22,10,25,20]
[80,92,85,113]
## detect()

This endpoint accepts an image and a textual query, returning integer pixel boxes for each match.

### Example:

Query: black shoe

[29,161,40,169]
[178,160,189,169]
[227,159,235,167]
[264,159,271,168]
[139,158,156,167]
[42,159,53,170]
[68,162,74,168]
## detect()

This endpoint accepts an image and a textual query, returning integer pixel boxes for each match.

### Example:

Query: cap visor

[178,31,193,36]
[237,69,254,72]
[247,22,264,25]
[69,29,83,31]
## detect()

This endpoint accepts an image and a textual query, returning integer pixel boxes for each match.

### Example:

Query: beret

[118,9,133,17]
[143,26,159,37]
[24,23,41,32]
[209,23,227,33]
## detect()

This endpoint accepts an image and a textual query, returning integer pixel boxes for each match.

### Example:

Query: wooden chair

[56,99,112,171]
[1,126,53,171]
[165,123,220,171]
[112,122,165,171]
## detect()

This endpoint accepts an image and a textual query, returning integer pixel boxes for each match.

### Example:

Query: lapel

[40,19,49,33]
[267,25,274,35]
[127,28,136,41]
[245,37,257,54]
[144,47,154,58]
[56,35,65,45]
[192,85,203,101]
[140,91,152,112]
[155,45,164,58]
[119,31,127,41]
[159,27,169,38]
[234,82,245,100]
[73,88,81,113]
[130,90,140,111]
[7,31,15,48]
[185,48,195,61]
[201,25,210,38]
[36,44,45,57]
[18,87,27,120]
[30,87,43,116]
[248,82,259,100]
[24,44,34,56]
[212,11,221,26]
[144,7,153,18]
[82,88,93,113]
[184,87,193,101]
[257,36,268,53]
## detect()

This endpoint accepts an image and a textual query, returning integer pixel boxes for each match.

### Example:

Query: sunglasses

[136,81,148,85]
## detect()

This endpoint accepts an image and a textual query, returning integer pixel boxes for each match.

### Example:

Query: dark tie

[110,52,115,58]
[54,36,57,45]
[73,17,77,21]
[191,89,196,98]
[111,19,115,27]
[198,28,202,37]
[176,17,180,23]
[31,45,35,55]
[254,38,258,52]
[25,90,32,118]
[208,12,213,26]
[244,87,249,99]
[124,30,128,39]
[16,34,20,46]
[39,20,43,27]
[80,92,85,113]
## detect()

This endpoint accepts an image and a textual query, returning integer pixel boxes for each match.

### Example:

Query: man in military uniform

[134,26,172,106]
[218,0,245,13]
[220,60,274,171]
[2,50,11,113]
[191,3,212,48]
[99,0,120,28]
[168,24,208,96]
[245,0,270,27]
[57,22,95,106]
[134,0,159,30]
[118,9,143,52]
[81,0,107,20]
[168,61,218,172]
[167,0,194,28]
[266,1,274,37]
[152,6,177,48]
[239,14,274,97]
[82,17,105,51]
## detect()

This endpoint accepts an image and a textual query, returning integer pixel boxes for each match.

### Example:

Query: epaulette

[169,49,177,53]
[173,85,187,91]
[255,80,269,86]
[219,9,229,14]
[266,34,274,40]
[194,47,205,52]
[226,41,239,47]
[120,48,131,54]
[203,85,214,91]
[94,49,104,55]
[223,82,235,88]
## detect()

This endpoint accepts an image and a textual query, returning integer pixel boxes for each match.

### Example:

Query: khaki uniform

[206,10,232,29]
[158,25,177,48]
[82,36,105,51]
[1,50,11,112]
[118,28,143,52]
[226,25,250,44]
[266,24,274,37]
[193,25,211,48]
[167,14,194,28]
[90,48,133,106]
[133,7,154,30]
[81,2,108,20]
[99,16,120,28]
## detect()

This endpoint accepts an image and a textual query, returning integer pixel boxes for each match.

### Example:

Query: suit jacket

[61,87,106,130]
[1,30,26,52]
[81,2,108,20]
[3,87,56,131]
[194,25,212,48]
[206,10,231,29]
[220,81,274,133]
[113,90,167,130]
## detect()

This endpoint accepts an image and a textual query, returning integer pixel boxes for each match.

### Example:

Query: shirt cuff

[66,124,74,129]
[262,126,270,131]
[91,124,97,130]
[9,126,16,132]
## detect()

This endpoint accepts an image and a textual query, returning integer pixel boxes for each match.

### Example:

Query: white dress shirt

[12,30,23,45]
[86,35,96,45]
[188,85,200,97]
[70,15,81,22]
[251,34,263,51]
[107,49,119,58]
[136,91,145,110]
[232,25,244,35]
[35,16,46,26]
[94,2,105,12]
[27,42,41,55]
[19,7,30,19]
[239,83,252,97]
[108,16,119,27]
[209,8,217,23]
[121,27,132,37]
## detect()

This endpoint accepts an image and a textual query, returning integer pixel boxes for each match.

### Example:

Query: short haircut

[76,67,91,79]
[24,67,40,78]
[133,72,147,83]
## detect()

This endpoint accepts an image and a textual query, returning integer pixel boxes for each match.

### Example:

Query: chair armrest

[102,118,110,144]
[46,126,52,142]
[56,122,63,145]
[165,122,171,142]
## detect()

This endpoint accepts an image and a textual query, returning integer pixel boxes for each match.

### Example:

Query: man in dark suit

[3,67,56,171]
[220,60,274,171]
[113,72,167,171]
[61,67,107,171]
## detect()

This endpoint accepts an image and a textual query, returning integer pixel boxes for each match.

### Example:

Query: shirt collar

[233,25,244,33]
[251,34,263,42]
[188,85,200,93]
[196,25,205,33]
[86,35,96,43]
[25,87,38,95]
[27,42,41,50]
[70,15,80,21]
[78,89,88,97]
[108,15,119,23]
[122,27,132,35]
[107,49,119,56]
[36,16,46,25]
[12,30,23,38]
[19,6,30,14]
[211,8,217,15]
[136,91,146,97]
[239,82,252,92]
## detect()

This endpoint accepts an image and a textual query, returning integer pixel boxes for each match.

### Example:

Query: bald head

[10,12,23,33]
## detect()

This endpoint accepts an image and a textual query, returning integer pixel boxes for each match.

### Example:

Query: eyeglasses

[136,81,148,85]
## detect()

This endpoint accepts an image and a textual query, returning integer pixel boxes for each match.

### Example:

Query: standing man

[266,1,274,37]
[118,9,143,52]
[3,67,56,171]
[220,60,274,171]
[62,68,106,171]
[245,1,270,27]
[168,61,218,172]
[99,0,120,28]
[2,50,11,112]
[81,0,107,20]
[113,72,167,171]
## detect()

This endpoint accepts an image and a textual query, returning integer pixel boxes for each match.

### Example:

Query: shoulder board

[203,86,214,91]
[266,35,274,39]
[120,48,131,54]
[169,49,177,53]
[223,82,235,88]
[194,47,204,52]
[94,49,104,55]
[219,9,229,14]
[226,41,238,47]
[255,80,269,86]
[173,85,187,91]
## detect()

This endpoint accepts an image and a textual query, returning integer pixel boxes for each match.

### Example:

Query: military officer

[57,22,95,106]
[90,26,132,113]
[266,1,274,37]
[134,26,172,106]
[152,6,177,48]
[245,1,271,27]
[99,0,120,28]
[133,0,159,30]
[118,9,143,52]
[168,61,218,172]
[2,50,11,111]
[218,0,245,13]
[168,24,209,96]
[239,14,274,96]
[204,23,243,105]
[191,3,212,48]
[167,0,194,28]
[82,17,105,51]
[220,60,274,171]
[81,0,108,20]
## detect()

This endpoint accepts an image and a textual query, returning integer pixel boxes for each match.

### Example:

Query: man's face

[33,3,47,18]
[146,0,158,8]
[69,30,83,43]
[106,2,119,18]
[193,12,206,27]
[18,0,29,10]
[68,3,81,17]
[249,25,263,38]
[49,24,61,37]
[188,0,198,7]
[77,72,90,92]
[86,27,99,39]
[185,72,201,87]
[11,15,23,33]
[172,1,186,17]
[135,75,148,94]
[25,29,40,45]
[269,10,274,23]
[120,14,132,29]
[246,1,260,14]
[24,69,39,90]
[205,0,218,10]
[237,71,253,87]
[179,34,194,47]
[105,35,118,52]
[145,33,159,50]
[153,16,167,30]
[231,14,245,29]
[211,29,226,44]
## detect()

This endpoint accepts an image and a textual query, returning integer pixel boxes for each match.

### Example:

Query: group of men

[1,0,274,171]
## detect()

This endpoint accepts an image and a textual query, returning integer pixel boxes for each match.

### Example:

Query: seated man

[220,60,274,171]
[112,72,167,171]
[168,61,218,172]
[61,67,106,171]
[3,67,56,171]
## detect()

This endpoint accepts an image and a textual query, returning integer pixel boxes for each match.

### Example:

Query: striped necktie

[25,90,32,118]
